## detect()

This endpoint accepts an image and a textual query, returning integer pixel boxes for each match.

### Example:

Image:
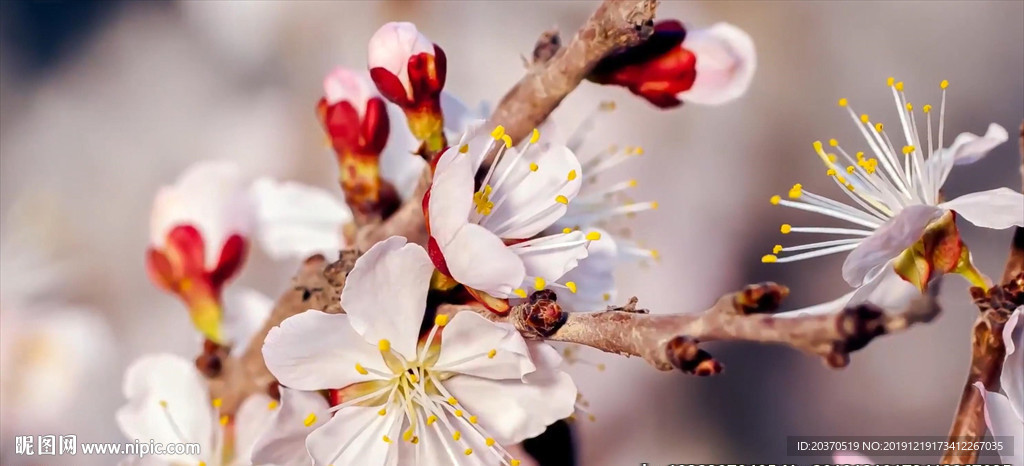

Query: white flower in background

[426,124,592,311]
[763,80,1022,313]
[976,306,1023,466]
[249,178,352,261]
[262,237,577,465]
[116,353,310,466]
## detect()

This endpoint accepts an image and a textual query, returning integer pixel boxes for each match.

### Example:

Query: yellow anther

[846,165,855,174]
[565,281,578,293]
[812,140,824,152]
[856,151,865,160]
[491,125,505,140]
[513,288,527,298]
[378,408,387,416]
[378,339,391,352]
[781,224,792,234]
[303,413,317,427]
[555,195,569,205]
[586,231,602,241]
[355,363,368,375]
[567,170,577,181]
[788,184,803,199]
[827,154,837,163]
[530,128,540,144]
[470,415,479,424]
[905,102,913,111]
[267,400,279,410]
[434,314,449,326]
[501,134,512,148]
[403,429,414,442]
[629,179,638,187]
[940,79,949,89]
[487,348,497,359]
[562,227,572,234]
[427,415,438,425]
[452,431,462,441]
[600,100,616,111]
[773,244,783,254]
[459,144,469,153]
[770,195,781,205]
[887,77,895,86]
[219,415,229,426]
[454,410,464,417]
[650,201,659,209]
[761,254,778,264]
[411,436,419,444]
[602,293,611,301]
[534,277,546,290]
[902,145,915,155]
[875,123,884,132]
[409,372,419,383]
[159,400,168,408]
[651,249,660,260]
[382,435,392,444]
[826,168,837,176]
[836,175,846,184]
[894,81,904,91]
[486,438,496,446]
[838,98,848,107]
[588,414,597,422]
[633,146,644,155]
[212,398,222,408]
[860,114,870,124]
[473,185,494,215]
[447,397,458,405]
[464,448,473,456]
[199,462,207,466]
[923,104,932,113]
[597,363,606,371]
[529,162,539,172]
[828,138,838,147]
[846,183,856,191]
[512,460,522,466]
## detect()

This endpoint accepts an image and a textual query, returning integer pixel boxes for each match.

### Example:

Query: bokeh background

[1,1,1022,465]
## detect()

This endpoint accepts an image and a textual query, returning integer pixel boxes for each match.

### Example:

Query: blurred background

[1,1,1021,465]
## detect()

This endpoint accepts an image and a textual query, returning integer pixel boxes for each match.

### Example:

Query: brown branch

[489,0,658,144]
[439,284,941,374]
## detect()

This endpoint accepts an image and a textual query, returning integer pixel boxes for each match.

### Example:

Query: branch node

[513,291,568,338]
[732,282,790,314]
[665,336,722,376]
[532,28,561,64]
[609,296,648,313]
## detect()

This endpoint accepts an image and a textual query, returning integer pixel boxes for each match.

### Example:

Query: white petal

[443,223,526,298]
[553,229,618,311]
[774,291,855,318]
[1001,307,1023,422]
[834,451,874,464]
[432,312,535,379]
[263,311,389,391]
[511,231,589,283]
[428,149,476,246]
[150,160,255,267]
[482,143,583,239]
[306,406,398,466]
[974,383,1024,466]
[251,388,329,466]
[234,392,276,465]
[442,367,576,445]
[116,354,212,463]
[928,123,1009,189]
[250,177,351,260]
[777,268,918,318]
[380,103,427,200]
[679,22,756,106]
[222,287,273,355]
[341,236,434,360]
[941,187,1024,230]
[842,205,942,287]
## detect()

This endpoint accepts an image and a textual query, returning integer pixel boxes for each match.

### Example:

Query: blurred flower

[368,22,448,153]
[425,124,592,312]
[116,353,292,466]
[251,387,329,466]
[589,20,755,108]
[262,237,576,465]
[976,306,1023,466]
[764,81,1021,311]
[147,160,353,344]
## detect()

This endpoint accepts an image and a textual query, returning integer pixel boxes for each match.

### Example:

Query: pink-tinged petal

[263,311,388,390]
[251,388,328,466]
[233,392,276,464]
[833,451,874,464]
[842,205,942,287]
[941,187,1024,230]
[1002,307,1023,422]
[149,160,255,267]
[116,354,212,463]
[443,223,526,298]
[680,22,756,106]
[553,229,617,311]
[341,236,434,360]
[222,287,273,355]
[974,382,1024,466]
[428,148,476,246]
[509,231,590,283]
[481,143,584,239]
[323,67,376,116]
[306,406,398,466]
[442,362,576,445]
[432,312,535,380]
[250,178,352,260]
[367,22,434,96]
